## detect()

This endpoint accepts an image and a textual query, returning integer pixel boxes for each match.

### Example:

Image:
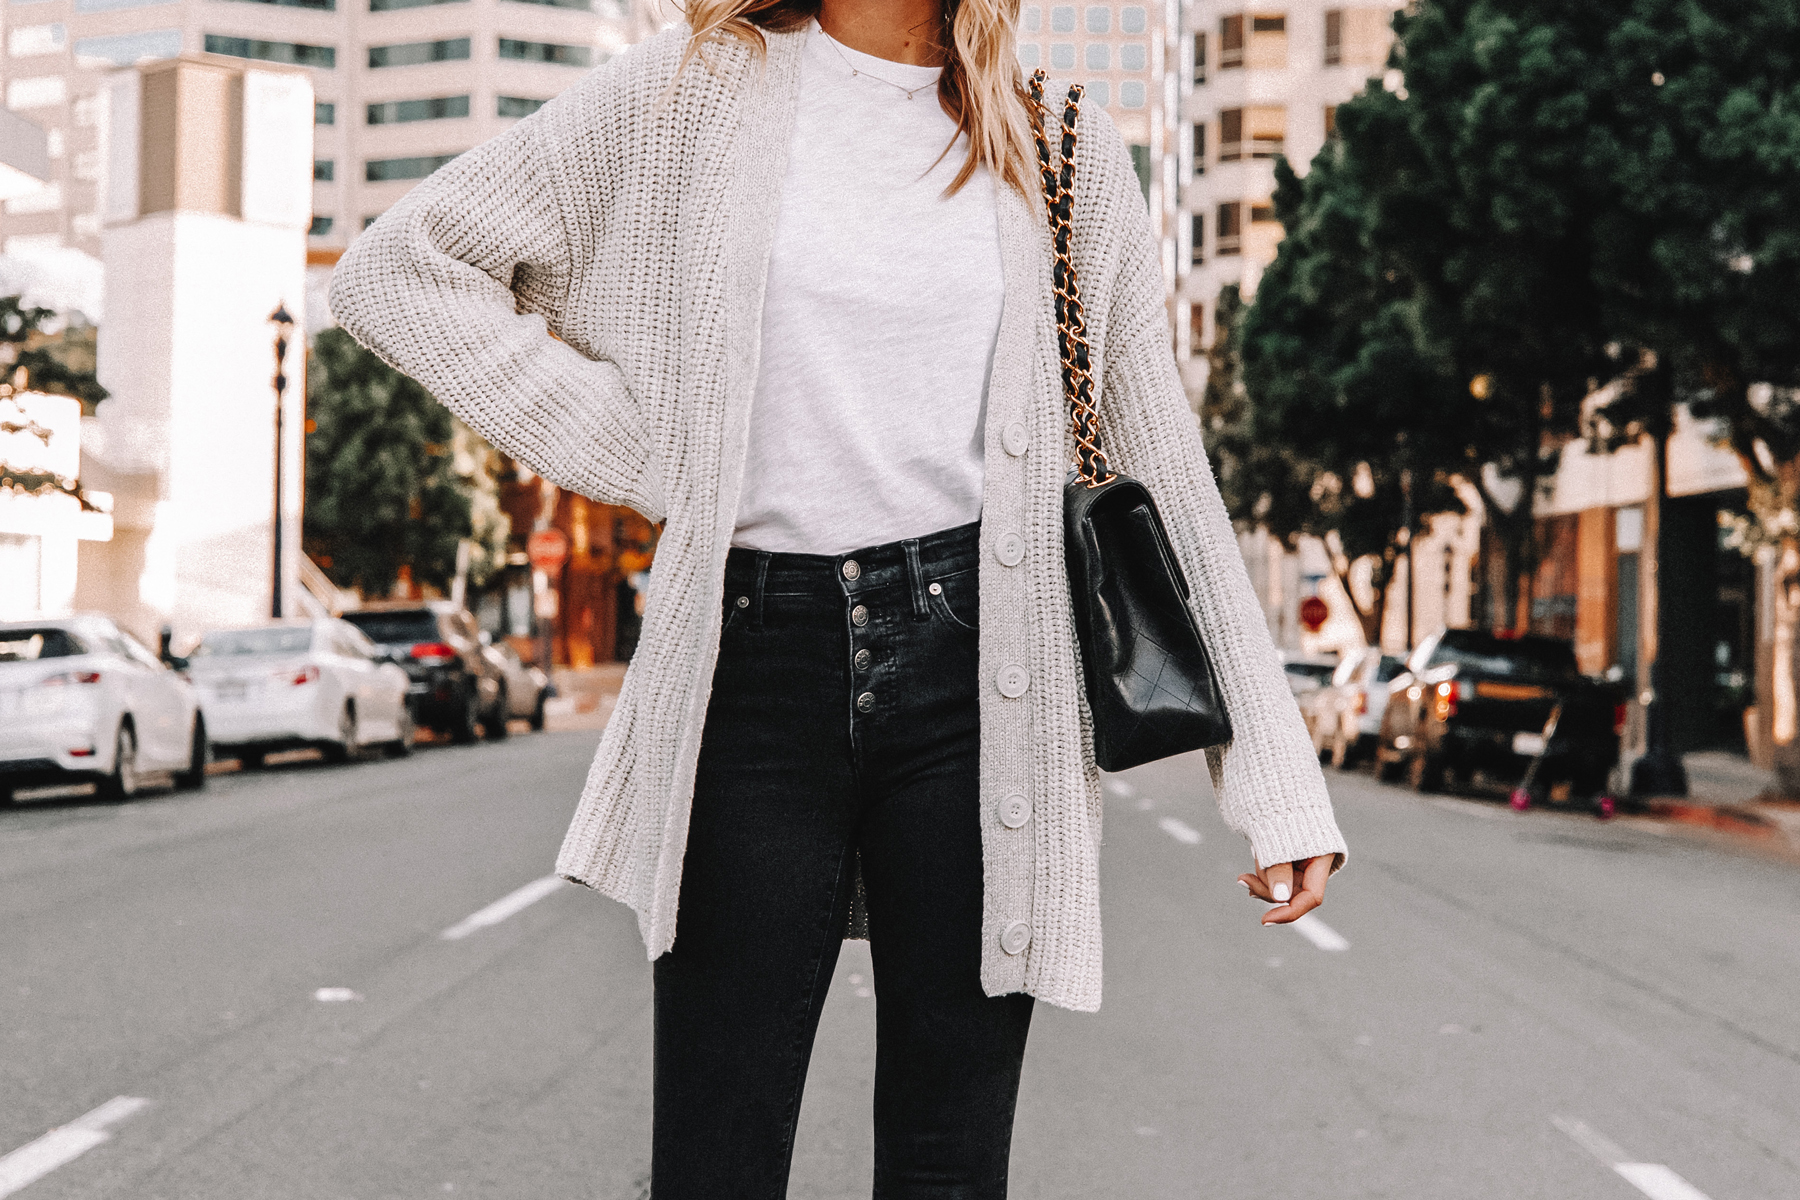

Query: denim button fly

[851,604,869,627]
[841,559,861,580]
[854,648,872,670]
[857,692,875,713]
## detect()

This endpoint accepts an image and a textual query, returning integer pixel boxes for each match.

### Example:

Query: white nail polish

[1272,883,1292,903]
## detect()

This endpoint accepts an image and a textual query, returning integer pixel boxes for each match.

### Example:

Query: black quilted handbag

[1030,71,1233,772]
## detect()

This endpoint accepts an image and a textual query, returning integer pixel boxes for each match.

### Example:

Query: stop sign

[527,528,569,572]
[1299,595,1329,632]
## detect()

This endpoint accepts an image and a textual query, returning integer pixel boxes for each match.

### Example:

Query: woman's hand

[1238,855,1331,926]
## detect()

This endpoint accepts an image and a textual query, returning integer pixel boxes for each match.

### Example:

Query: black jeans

[652,521,1035,1199]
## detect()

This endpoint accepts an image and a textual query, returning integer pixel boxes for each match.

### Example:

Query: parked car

[483,638,552,732]
[1306,648,1406,768]
[186,620,413,767]
[0,615,207,803]
[1281,653,1340,697]
[1375,628,1624,794]
[339,603,505,742]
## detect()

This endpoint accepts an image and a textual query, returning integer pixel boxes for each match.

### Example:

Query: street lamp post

[269,303,294,620]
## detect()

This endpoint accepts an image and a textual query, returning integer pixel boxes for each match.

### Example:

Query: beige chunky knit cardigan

[330,24,1346,1012]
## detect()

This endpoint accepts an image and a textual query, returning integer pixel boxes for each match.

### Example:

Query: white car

[0,615,207,803]
[187,619,413,767]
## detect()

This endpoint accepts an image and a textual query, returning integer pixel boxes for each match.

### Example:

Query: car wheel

[239,749,266,771]
[528,690,546,732]
[387,706,416,758]
[321,703,359,763]
[174,718,208,791]
[97,724,140,802]
[450,690,480,744]
[0,784,15,806]
[1374,745,1404,783]
[1407,747,1446,794]
[483,686,510,741]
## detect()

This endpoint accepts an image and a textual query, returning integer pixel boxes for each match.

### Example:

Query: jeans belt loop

[751,550,772,630]
[903,538,930,620]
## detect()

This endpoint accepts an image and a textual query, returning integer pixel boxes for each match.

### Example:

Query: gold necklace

[820,30,937,102]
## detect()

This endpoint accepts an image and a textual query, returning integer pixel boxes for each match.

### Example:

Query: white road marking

[1102,777,1136,799]
[1157,816,1202,844]
[1430,797,1507,820]
[1553,1117,1716,1200]
[440,875,567,941]
[313,987,362,1003]
[0,1096,148,1198]
[1288,913,1350,951]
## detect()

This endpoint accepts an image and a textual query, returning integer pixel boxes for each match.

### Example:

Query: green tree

[304,327,472,597]
[0,296,106,506]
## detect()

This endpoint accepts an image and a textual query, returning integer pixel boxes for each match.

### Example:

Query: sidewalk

[542,664,627,733]
[1636,750,1800,855]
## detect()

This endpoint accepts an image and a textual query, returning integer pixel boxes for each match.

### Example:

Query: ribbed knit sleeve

[1072,107,1346,873]
[328,111,662,519]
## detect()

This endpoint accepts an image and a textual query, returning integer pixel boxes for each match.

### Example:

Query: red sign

[1299,595,1329,632]
[527,528,569,572]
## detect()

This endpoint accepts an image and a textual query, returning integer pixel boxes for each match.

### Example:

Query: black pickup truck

[1375,628,1625,796]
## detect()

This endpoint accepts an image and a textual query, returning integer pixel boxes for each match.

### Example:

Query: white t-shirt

[731,22,1006,555]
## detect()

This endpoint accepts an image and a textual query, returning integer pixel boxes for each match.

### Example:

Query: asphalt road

[3,729,1798,1199]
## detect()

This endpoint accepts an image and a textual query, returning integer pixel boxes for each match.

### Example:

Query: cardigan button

[995,533,1026,567]
[999,793,1031,828]
[996,663,1030,699]
[1000,920,1032,955]
[1002,421,1029,456]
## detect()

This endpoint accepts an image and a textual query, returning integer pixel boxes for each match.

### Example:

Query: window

[1050,5,1074,32]
[368,38,469,67]
[1219,107,1243,160]
[315,100,336,124]
[1120,5,1145,33]
[76,28,181,63]
[1324,9,1342,64]
[1023,5,1041,32]
[1050,42,1075,69]
[1323,104,1337,138]
[1219,14,1243,67]
[1084,5,1109,33]
[1252,15,1284,32]
[1017,43,1040,68]
[1216,201,1241,254]
[205,35,336,67]
[496,94,546,118]
[497,38,591,66]
[1192,32,1207,84]
[365,153,458,181]
[1086,80,1110,107]
[222,0,335,9]
[1190,212,1204,265]
[314,158,334,181]
[1085,43,1109,70]
[363,215,381,229]
[1189,302,1207,356]
[9,23,67,56]
[1119,80,1145,107]
[1191,121,1205,174]
[5,76,64,109]
[370,0,465,8]
[1250,202,1277,223]
[73,0,176,10]
[1119,43,1145,70]
[505,0,593,8]
[309,215,334,235]
[367,94,470,123]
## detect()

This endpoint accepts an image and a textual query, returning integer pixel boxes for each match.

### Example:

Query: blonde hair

[679,0,1038,197]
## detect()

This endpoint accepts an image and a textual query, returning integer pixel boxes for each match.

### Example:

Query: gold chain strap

[1029,69,1113,488]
